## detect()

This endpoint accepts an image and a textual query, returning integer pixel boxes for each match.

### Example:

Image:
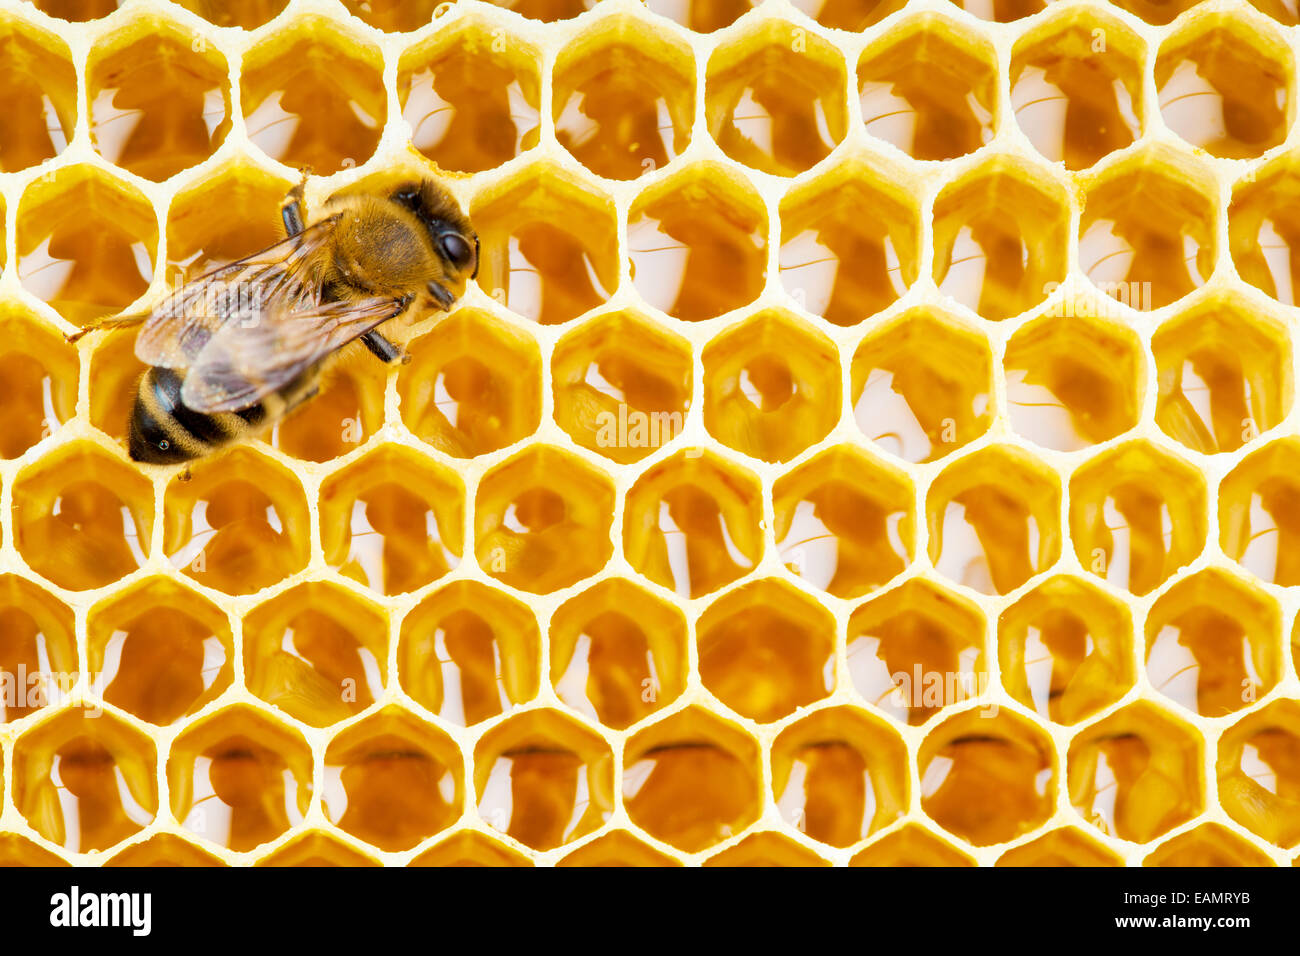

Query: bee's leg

[280,170,311,237]
[360,330,408,365]
[65,313,146,345]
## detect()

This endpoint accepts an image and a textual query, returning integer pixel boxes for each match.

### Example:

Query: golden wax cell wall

[0,0,1298,868]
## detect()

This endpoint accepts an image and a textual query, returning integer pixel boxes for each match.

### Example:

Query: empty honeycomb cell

[622,449,763,598]
[0,833,69,866]
[0,16,75,172]
[397,21,541,174]
[549,578,688,730]
[932,158,1071,320]
[1156,17,1292,160]
[1229,159,1300,305]
[1253,0,1300,23]
[241,17,386,175]
[87,331,144,443]
[701,310,839,464]
[643,0,752,32]
[552,17,694,181]
[1218,699,1300,848]
[627,162,768,322]
[1220,439,1300,585]
[243,582,389,728]
[475,446,615,593]
[557,830,681,866]
[771,706,908,846]
[398,308,542,458]
[323,707,463,852]
[1004,312,1144,453]
[704,831,831,866]
[16,165,157,327]
[105,833,225,867]
[0,575,76,724]
[697,578,836,723]
[998,576,1135,726]
[1069,441,1207,596]
[484,0,596,20]
[1010,14,1144,171]
[850,307,993,464]
[947,0,1045,20]
[167,705,313,853]
[1105,0,1199,24]
[341,0,439,31]
[397,581,540,726]
[1145,569,1281,719]
[472,164,619,325]
[918,709,1057,846]
[1152,297,1291,456]
[927,445,1062,596]
[409,831,532,866]
[162,447,310,596]
[857,16,997,161]
[255,831,379,867]
[774,445,914,599]
[12,443,153,592]
[792,0,905,30]
[1068,702,1203,843]
[87,20,232,182]
[551,311,692,464]
[623,706,761,852]
[474,709,614,851]
[12,709,157,853]
[1144,823,1275,867]
[848,578,986,726]
[28,0,120,20]
[171,0,290,29]
[0,309,77,459]
[849,824,975,865]
[1079,150,1217,312]
[778,158,920,326]
[994,826,1123,866]
[86,577,234,726]
[705,21,847,177]
[319,446,463,596]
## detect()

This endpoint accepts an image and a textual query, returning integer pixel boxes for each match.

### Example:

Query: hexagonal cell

[243,582,389,728]
[28,0,121,19]
[1080,150,1217,312]
[341,0,439,31]
[162,447,310,596]
[16,165,156,327]
[398,581,540,726]
[702,310,839,464]
[168,705,313,852]
[849,825,976,865]
[1152,297,1291,455]
[473,164,618,325]
[857,16,997,161]
[104,833,225,867]
[628,163,768,322]
[552,311,691,464]
[998,576,1135,725]
[0,17,76,172]
[241,17,386,174]
[0,575,76,723]
[409,831,533,867]
[704,831,831,866]
[947,0,1045,21]
[778,158,920,326]
[484,0,596,20]
[12,710,157,853]
[1004,313,1144,452]
[791,0,905,30]
[933,159,1070,320]
[86,577,234,726]
[623,449,763,598]
[1218,699,1300,849]
[772,706,908,847]
[87,20,231,181]
[550,579,687,730]
[1069,441,1207,597]
[847,578,986,726]
[705,22,847,177]
[1156,17,1291,160]
[1068,702,1203,843]
[0,833,69,867]
[557,830,681,867]
[170,0,289,29]
[928,446,1062,595]
[0,310,77,459]
[850,307,993,464]
[995,827,1124,866]
[323,707,462,852]
[553,17,694,180]
[12,443,153,591]
[1229,158,1300,304]
[1251,0,1300,24]
[698,579,836,723]
[623,706,762,853]
[1220,439,1300,585]
[255,832,379,867]
[87,331,144,443]
[1105,0,1198,24]
[474,709,614,851]
[919,709,1057,846]
[320,446,462,596]
[1010,14,1145,170]
[643,0,752,31]
[269,362,388,462]
[1145,824,1274,867]
[397,22,541,173]
[475,446,615,594]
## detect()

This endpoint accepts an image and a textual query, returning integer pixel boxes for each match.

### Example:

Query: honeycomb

[2,0,1300,869]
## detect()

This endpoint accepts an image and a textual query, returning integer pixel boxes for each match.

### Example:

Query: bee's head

[389,180,478,309]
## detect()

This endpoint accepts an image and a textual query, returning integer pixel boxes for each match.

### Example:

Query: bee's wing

[134,218,338,370]
[178,295,407,414]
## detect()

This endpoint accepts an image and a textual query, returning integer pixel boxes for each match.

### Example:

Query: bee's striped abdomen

[128,367,265,464]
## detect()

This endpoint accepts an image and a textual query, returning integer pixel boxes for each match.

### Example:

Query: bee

[71,174,478,464]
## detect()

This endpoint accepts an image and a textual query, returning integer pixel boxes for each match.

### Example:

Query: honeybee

[71,174,478,464]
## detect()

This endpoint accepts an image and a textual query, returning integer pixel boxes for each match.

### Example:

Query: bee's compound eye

[439,233,473,270]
